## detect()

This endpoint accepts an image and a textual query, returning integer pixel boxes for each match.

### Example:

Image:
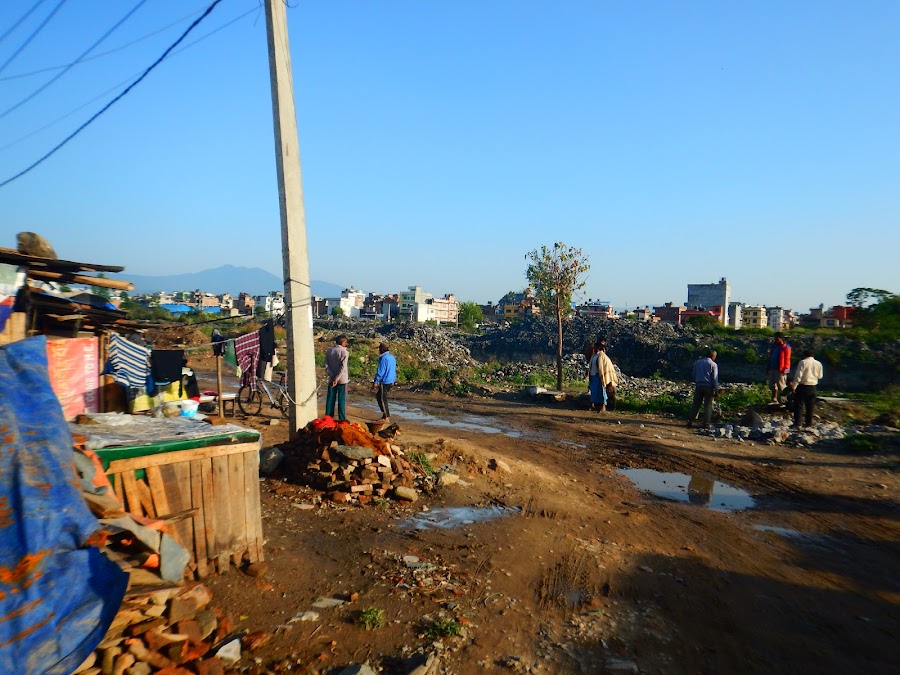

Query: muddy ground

[191,363,898,675]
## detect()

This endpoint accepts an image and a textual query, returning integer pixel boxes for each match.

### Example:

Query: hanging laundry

[224,339,237,369]
[264,352,280,382]
[150,349,184,384]
[106,333,150,389]
[233,331,260,392]
[0,263,25,333]
[259,319,276,363]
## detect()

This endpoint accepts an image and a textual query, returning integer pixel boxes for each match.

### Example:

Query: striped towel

[107,333,150,389]
[234,330,260,392]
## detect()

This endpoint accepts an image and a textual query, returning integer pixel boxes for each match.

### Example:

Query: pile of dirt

[275,420,427,504]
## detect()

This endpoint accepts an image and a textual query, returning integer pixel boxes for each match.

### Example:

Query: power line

[0,0,67,76]
[0,4,210,82]
[0,0,148,120]
[0,0,49,46]
[0,3,261,154]
[0,0,226,189]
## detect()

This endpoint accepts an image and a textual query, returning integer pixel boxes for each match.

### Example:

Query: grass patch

[717,384,770,412]
[843,434,886,454]
[407,451,435,476]
[356,608,385,630]
[424,616,462,639]
[616,392,690,417]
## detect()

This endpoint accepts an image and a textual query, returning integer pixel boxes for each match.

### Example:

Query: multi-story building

[727,302,744,330]
[255,291,285,316]
[399,286,429,321]
[632,307,654,322]
[238,293,256,315]
[741,305,768,328]
[653,302,686,324]
[821,305,856,328]
[577,301,616,319]
[397,286,459,324]
[766,306,793,331]
[687,277,731,324]
[218,293,233,310]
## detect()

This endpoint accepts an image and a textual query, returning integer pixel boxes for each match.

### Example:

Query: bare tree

[525,242,590,390]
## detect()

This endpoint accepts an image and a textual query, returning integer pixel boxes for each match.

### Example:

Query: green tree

[91,273,111,299]
[853,292,899,332]
[331,306,344,317]
[525,242,590,390]
[458,301,483,329]
[846,287,892,307]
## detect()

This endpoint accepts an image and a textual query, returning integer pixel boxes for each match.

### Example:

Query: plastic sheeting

[71,412,253,450]
[0,336,127,675]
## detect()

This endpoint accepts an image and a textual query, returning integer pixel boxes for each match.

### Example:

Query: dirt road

[203,383,899,674]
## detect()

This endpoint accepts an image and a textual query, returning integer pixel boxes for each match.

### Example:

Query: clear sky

[0,0,897,310]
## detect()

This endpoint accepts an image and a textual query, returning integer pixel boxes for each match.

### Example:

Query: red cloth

[311,415,337,430]
[234,331,260,391]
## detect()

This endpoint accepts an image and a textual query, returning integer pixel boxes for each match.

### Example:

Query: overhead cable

[0,0,149,120]
[0,0,67,76]
[0,0,49,47]
[0,3,261,154]
[0,0,225,189]
[0,4,208,82]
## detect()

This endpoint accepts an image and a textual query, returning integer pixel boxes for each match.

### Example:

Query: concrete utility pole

[264,0,317,437]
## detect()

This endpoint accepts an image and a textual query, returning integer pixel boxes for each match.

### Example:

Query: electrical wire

[0,0,67,76]
[0,0,49,47]
[0,0,225,189]
[0,4,209,82]
[0,0,148,120]
[0,3,261,154]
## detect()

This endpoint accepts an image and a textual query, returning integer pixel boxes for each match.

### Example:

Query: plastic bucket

[180,400,200,417]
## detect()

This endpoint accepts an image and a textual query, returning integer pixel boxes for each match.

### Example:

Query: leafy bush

[843,434,885,454]
[717,385,769,412]
[357,608,385,630]
[407,451,435,476]
[424,616,462,639]
[742,347,761,364]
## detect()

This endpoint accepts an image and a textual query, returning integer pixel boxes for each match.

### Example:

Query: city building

[820,305,856,328]
[727,302,744,330]
[633,307,655,322]
[254,291,285,316]
[577,300,616,319]
[218,293,233,310]
[687,277,731,324]
[741,305,768,328]
[397,286,459,324]
[653,302,686,324]
[238,293,256,315]
[766,306,793,331]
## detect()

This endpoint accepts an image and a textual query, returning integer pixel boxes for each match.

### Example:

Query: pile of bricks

[278,423,422,504]
[73,582,231,675]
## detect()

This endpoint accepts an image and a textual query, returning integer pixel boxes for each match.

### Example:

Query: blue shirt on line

[374,351,397,385]
[693,357,718,388]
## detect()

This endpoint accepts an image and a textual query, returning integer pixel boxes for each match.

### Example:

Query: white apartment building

[255,291,285,316]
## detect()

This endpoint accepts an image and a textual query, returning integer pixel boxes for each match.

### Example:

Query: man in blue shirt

[372,342,397,422]
[687,349,719,429]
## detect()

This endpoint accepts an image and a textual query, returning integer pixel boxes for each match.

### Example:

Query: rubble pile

[74,582,234,675]
[702,418,851,446]
[274,419,427,505]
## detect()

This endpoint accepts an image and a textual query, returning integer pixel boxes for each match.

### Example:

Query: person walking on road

[688,349,719,429]
[372,342,397,422]
[790,350,824,428]
[597,341,618,411]
[587,342,606,412]
[767,332,792,404]
[325,335,349,421]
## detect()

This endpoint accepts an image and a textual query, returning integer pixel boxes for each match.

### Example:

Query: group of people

[687,332,825,429]
[323,335,397,423]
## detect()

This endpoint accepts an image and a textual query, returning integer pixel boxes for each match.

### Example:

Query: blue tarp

[0,337,127,675]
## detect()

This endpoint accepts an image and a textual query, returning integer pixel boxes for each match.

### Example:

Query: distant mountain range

[113,265,343,298]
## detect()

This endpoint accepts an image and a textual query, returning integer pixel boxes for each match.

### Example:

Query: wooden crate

[106,441,264,577]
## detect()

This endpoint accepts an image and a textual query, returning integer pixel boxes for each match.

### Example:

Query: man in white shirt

[790,350,824,428]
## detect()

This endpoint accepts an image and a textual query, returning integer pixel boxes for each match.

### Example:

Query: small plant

[372,497,390,508]
[407,451,435,476]
[424,616,462,639]
[357,607,385,630]
[844,434,884,454]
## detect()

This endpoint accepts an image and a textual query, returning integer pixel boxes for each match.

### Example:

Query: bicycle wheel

[277,391,290,419]
[237,386,262,416]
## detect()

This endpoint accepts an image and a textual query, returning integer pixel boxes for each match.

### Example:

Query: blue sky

[0,0,897,310]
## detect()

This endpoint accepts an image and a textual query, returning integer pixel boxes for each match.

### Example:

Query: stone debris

[271,419,427,505]
[702,418,853,446]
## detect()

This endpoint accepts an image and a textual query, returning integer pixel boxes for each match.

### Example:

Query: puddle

[359,401,526,437]
[753,525,805,538]
[617,468,755,511]
[401,505,519,530]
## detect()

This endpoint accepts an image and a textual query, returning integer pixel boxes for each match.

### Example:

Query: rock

[195,610,218,640]
[376,455,391,467]
[737,409,764,428]
[394,486,418,502]
[291,611,320,622]
[242,631,271,651]
[292,502,315,509]
[334,445,375,460]
[214,639,241,666]
[331,491,350,503]
[259,447,284,474]
[312,596,345,609]
[245,562,268,578]
[408,653,441,675]
[194,659,226,675]
[17,232,57,258]
[403,555,420,566]
[489,458,512,474]
[125,663,151,675]
[605,658,639,672]
[338,664,377,675]
[436,471,459,487]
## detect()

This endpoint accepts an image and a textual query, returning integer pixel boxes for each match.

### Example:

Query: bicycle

[237,372,293,418]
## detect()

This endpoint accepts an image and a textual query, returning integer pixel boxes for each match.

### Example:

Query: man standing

[767,332,792,404]
[790,350,824,428]
[687,349,719,429]
[597,341,618,411]
[372,342,397,422]
[325,335,349,421]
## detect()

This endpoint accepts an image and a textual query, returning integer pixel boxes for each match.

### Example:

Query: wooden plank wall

[107,441,263,578]
[0,312,26,346]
